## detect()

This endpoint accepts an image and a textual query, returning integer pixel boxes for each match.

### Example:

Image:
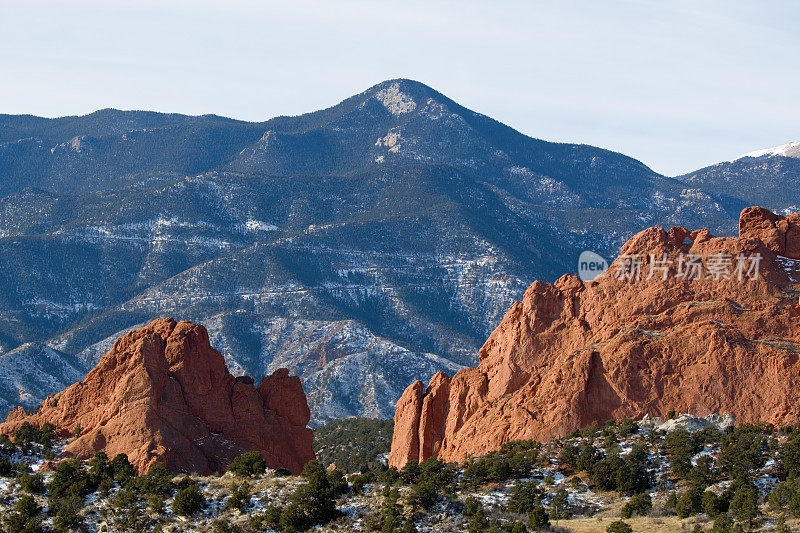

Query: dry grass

[557,515,702,532]
[557,514,800,532]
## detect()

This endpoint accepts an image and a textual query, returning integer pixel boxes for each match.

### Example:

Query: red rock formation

[389,207,800,468]
[0,318,315,474]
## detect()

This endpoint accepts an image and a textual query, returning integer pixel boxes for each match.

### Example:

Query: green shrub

[14,495,40,514]
[506,521,526,533]
[19,473,45,494]
[607,520,633,533]
[227,451,267,477]
[0,457,14,476]
[462,446,532,487]
[507,480,543,514]
[589,445,649,494]
[380,466,401,486]
[621,492,651,518]
[212,521,243,533]
[109,453,136,484]
[48,459,92,505]
[665,491,678,510]
[780,428,800,477]
[176,476,196,491]
[88,452,111,485]
[350,472,372,493]
[560,443,579,469]
[36,423,54,446]
[702,490,729,518]
[467,509,489,533]
[719,425,767,478]
[580,424,601,438]
[528,505,550,530]
[665,429,708,479]
[407,480,438,510]
[148,495,165,514]
[226,481,251,512]
[401,460,420,484]
[576,443,602,473]
[53,505,83,532]
[5,494,41,533]
[688,455,717,487]
[729,479,760,529]
[14,422,36,445]
[327,468,349,495]
[251,505,282,529]
[112,485,138,509]
[277,460,340,530]
[618,418,638,437]
[463,496,482,518]
[769,477,800,515]
[0,433,14,449]
[711,512,734,533]
[172,481,206,517]
[675,485,704,518]
[135,462,172,496]
[550,488,571,520]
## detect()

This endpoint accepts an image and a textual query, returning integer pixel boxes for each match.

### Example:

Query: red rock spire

[0,318,315,474]
[389,207,800,468]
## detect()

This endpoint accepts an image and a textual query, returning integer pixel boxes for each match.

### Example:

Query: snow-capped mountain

[739,140,800,160]
[681,139,800,213]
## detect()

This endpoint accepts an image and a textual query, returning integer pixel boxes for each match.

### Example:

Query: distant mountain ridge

[0,79,797,423]
[681,139,800,214]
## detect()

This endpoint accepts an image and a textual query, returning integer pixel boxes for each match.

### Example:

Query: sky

[1,0,798,176]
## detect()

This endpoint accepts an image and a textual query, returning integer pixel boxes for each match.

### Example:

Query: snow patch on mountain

[738,141,800,160]
[374,82,417,115]
[375,129,403,153]
[244,219,279,232]
[0,344,88,415]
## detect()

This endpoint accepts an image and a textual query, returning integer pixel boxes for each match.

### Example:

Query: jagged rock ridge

[389,206,800,467]
[0,318,315,475]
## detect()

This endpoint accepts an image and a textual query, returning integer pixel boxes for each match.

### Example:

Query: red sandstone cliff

[389,207,800,468]
[0,318,315,474]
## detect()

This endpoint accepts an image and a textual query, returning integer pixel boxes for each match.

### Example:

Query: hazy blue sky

[1,0,797,175]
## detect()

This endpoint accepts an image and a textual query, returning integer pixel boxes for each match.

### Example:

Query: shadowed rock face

[389,206,800,468]
[0,318,315,475]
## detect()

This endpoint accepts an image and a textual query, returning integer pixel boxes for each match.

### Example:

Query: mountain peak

[358,78,452,115]
[738,140,800,160]
[366,78,437,96]
[371,80,420,115]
